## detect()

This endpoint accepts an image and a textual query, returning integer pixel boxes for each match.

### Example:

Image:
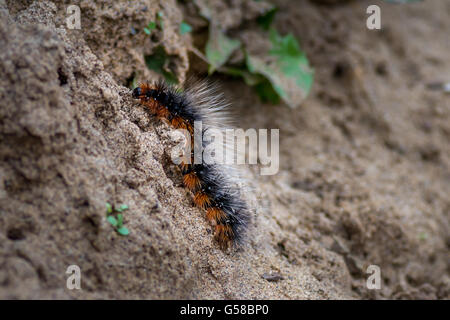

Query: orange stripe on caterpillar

[171,116,188,130]
[145,100,170,119]
[206,207,226,224]
[193,191,211,209]
[183,172,202,191]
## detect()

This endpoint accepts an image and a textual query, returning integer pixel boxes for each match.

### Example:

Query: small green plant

[246,28,314,107]
[139,2,313,107]
[197,1,313,108]
[205,24,241,74]
[418,232,428,241]
[141,10,178,85]
[144,46,178,84]
[179,21,192,35]
[130,74,138,89]
[143,11,164,35]
[106,203,130,236]
[143,21,157,35]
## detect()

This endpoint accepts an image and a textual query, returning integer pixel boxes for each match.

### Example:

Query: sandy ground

[0,0,448,299]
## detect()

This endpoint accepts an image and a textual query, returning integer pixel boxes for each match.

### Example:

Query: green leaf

[418,232,428,240]
[130,76,138,90]
[143,21,157,35]
[205,25,240,74]
[257,7,278,31]
[180,22,192,35]
[145,46,178,84]
[107,215,118,227]
[246,28,313,108]
[106,202,113,215]
[117,214,123,227]
[254,79,281,104]
[220,66,265,86]
[116,226,129,236]
[116,204,129,212]
[220,66,279,103]
[157,12,164,30]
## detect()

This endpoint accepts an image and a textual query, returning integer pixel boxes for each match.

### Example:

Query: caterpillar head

[132,86,143,99]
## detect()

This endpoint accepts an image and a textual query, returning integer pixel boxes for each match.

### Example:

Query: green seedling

[106,203,130,236]
[144,21,157,35]
[143,11,164,35]
[180,21,192,35]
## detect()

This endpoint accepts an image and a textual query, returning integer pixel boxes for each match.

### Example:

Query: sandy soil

[0,0,448,299]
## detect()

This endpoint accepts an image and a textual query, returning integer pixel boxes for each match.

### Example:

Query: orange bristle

[183,172,201,191]
[142,100,157,114]
[206,207,226,224]
[185,123,194,134]
[171,116,188,130]
[193,192,211,209]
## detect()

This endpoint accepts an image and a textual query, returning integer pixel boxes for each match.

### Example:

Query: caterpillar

[132,79,250,249]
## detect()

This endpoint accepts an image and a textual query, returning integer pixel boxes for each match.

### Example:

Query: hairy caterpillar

[132,80,250,249]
